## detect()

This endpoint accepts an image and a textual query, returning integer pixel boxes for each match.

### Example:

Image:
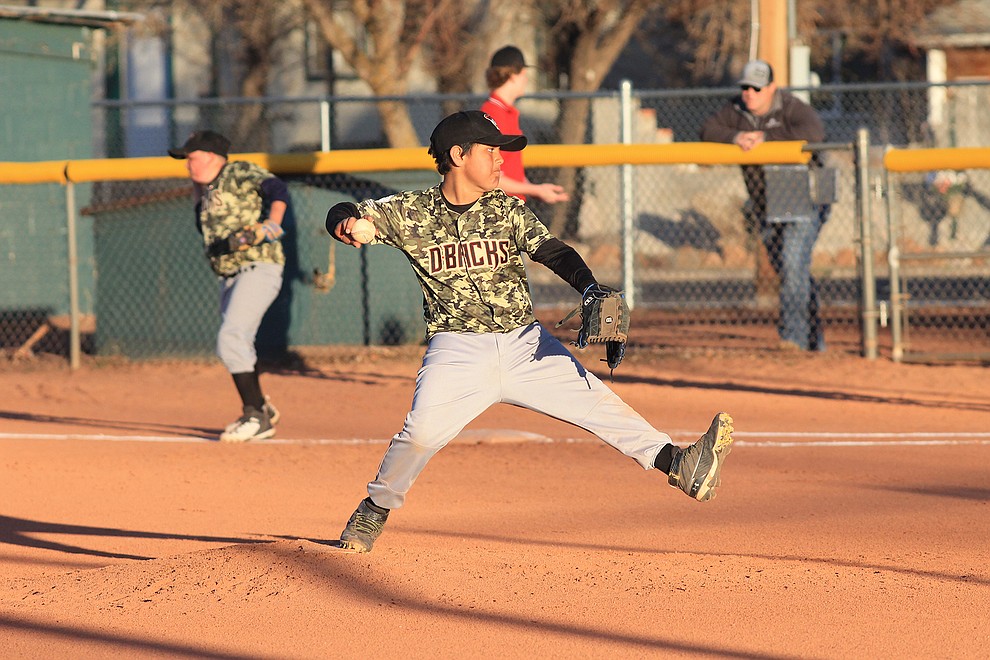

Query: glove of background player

[257,219,284,242]
[207,220,283,257]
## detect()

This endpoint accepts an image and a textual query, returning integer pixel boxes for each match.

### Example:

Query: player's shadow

[605,372,990,413]
[0,614,267,660]
[385,527,988,587]
[637,209,724,255]
[0,514,266,560]
[0,409,216,438]
[871,484,990,501]
[257,193,299,362]
[257,536,978,658]
[257,356,416,386]
[0,614,260,660]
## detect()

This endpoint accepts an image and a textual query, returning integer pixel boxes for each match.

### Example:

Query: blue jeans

[761,209,826,351]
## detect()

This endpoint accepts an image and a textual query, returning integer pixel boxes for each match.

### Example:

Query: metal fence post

[883,163,903,362]
[619,80,635,308]
[320,100,331,152]
[65,181,81,370]
[856,128,878,359]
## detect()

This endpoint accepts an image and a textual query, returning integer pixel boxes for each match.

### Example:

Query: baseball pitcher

[325,111,734,552]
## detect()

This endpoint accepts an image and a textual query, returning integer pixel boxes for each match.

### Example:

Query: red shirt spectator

[481,46,569,205]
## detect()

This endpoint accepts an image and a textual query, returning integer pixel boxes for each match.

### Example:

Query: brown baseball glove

[556,284,629,375]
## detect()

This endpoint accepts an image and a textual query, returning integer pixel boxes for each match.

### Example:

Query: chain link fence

[3,81,989,364]
[0,182,76,359]
[98,82,987,157]
[884,160,990,362]
[85,172,432,361]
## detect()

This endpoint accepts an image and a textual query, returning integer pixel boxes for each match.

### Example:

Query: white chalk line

[1,431,989,448]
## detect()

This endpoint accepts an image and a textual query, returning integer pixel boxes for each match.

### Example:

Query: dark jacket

[699,89,824,145]
[701,90,828,223]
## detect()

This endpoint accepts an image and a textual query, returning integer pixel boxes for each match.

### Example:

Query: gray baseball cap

[739,60,774,88]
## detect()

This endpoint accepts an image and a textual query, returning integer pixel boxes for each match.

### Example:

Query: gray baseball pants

[216,262,283,374]
[367,321,672,509]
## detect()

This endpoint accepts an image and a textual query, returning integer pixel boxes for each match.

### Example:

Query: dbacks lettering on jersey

[428,239,510,274]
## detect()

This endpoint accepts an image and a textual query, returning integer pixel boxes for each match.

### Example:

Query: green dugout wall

[0,18,98,325]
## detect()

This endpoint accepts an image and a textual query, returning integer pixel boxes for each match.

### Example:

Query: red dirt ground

[1,345,988,659]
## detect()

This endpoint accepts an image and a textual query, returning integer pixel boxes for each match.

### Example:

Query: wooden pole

[758,0,789,84]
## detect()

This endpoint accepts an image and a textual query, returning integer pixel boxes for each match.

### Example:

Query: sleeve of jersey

[512,203,553,251]
[480,99,503,125]
[530,238,597,294]
[698,104,741,143]
[355,196,404,246]
[785,102,826,142]
[234,161,269,186]
[325,202,360,240]
[260,176,290,205]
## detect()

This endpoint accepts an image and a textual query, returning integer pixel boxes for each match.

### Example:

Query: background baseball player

[169,130,288,442]
[324,111,734,553]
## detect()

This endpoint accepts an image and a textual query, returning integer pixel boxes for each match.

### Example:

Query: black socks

[231,371,265,411]
[364,497,390,514]
[654,444,677,474]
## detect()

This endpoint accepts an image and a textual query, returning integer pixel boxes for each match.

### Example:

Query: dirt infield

[1,345,988,659]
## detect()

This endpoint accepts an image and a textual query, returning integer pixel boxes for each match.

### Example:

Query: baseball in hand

[349,217,376,243]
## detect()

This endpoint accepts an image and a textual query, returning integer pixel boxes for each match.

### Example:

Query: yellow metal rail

[883,147,990,172]
[0,141,812,185]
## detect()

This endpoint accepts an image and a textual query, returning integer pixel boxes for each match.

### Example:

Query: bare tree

[663,0,753,84]
[540,0,656,236]
[300,0,456,147]
[125,0,301,149]
[428,2,491,94]
[209,1,302,149]
[652,0,957,85]
[813,0,956,80]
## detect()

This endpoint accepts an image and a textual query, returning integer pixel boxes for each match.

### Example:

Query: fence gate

[884,148,990,362]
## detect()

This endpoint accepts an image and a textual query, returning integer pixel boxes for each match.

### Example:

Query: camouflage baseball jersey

[197,161,285,276]
[357,185,553,337]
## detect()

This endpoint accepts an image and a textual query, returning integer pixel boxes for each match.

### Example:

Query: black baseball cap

[429,110,527,157]
[168,130,231,159]
[489,45,532,69]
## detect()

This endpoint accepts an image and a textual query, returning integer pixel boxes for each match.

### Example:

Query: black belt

[220,263,259,279]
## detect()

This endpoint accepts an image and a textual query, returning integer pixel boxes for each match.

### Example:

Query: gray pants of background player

[367,321,672,510]
[216,262,283,374]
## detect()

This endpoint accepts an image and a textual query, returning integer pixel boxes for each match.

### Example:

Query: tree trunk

[544,0,652,237]
[233,56,271,151]
[547,97,591,238]
[375,99,421,148]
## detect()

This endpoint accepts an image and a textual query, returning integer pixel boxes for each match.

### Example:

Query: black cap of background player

[168,130,231,159]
